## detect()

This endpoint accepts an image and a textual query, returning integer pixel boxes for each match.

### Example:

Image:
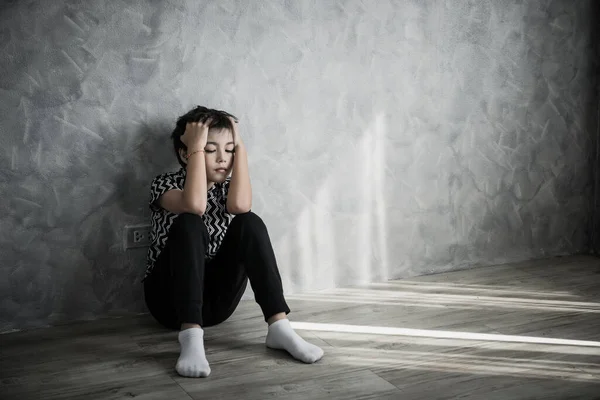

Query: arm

[226,119,252,214]
[160,151,208,215]
[160,121,210,215]
[180,147,208,213]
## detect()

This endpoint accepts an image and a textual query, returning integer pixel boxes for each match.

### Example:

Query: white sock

[266,319,324,363]
[176,327,211,378]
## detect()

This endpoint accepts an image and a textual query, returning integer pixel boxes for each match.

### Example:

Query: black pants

[143,212,291,330]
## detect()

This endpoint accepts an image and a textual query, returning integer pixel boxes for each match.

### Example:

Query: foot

[176,327,211,377]
[266,319,324,363]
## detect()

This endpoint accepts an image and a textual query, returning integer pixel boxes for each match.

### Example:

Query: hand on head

[227,115,243,148]
[181,117,212,150]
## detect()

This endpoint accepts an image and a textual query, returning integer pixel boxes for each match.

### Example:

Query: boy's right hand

[181,119,211,149]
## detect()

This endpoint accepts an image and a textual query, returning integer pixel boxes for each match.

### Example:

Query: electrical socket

[124,224,151,249]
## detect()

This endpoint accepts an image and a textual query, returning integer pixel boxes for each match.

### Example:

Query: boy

[142,106,324,377]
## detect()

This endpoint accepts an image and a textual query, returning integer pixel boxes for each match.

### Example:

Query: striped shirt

[143,167,233,281]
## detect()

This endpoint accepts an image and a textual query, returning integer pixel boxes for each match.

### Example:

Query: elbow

[185,200,206,216]
[227,201,252,215]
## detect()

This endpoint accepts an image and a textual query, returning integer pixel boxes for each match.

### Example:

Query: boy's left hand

[229,116,244,148]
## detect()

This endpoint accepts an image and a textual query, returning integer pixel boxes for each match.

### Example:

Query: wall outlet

[124,224,151,249]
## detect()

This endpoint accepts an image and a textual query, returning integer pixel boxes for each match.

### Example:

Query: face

[181,128,234,185]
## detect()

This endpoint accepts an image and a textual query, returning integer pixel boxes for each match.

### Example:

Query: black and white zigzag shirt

[142,167,233,281]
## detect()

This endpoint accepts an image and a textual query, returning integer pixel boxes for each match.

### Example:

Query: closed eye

[204,149,234,154]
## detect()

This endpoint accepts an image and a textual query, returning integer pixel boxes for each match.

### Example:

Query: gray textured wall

[595,102,600,253]
[1,0,597,332]
[591,2,600,256]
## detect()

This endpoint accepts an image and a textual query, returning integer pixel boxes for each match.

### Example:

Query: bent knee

[174,212,207,232]
[231,211,265,228]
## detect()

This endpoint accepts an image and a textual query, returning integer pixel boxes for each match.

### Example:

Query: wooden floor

[2,255,600,400]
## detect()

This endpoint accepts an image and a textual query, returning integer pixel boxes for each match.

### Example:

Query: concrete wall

[590,2,600,255]
[1,0,597,332]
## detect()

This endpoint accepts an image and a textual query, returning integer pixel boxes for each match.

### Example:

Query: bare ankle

[267,312,287,326]
[181,323,201,331]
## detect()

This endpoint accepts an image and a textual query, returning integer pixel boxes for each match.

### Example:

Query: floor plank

[2,255,600,399]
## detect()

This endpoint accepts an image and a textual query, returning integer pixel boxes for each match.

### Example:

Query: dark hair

[171,105,238,167]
